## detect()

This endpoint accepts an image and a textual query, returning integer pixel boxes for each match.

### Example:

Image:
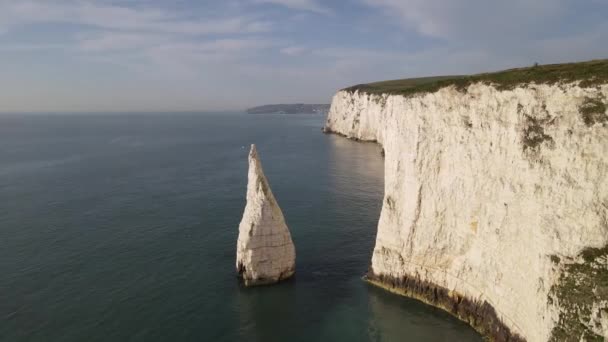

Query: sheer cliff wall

[324,83,608,341]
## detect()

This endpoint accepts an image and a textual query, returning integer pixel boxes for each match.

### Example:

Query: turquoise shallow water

[0,113,481,341]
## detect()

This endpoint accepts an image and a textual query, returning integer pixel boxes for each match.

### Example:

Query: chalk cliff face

[236,145,296,286]
[324,84,608,341]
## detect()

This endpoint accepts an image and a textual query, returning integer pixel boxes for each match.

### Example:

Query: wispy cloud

[0,0,271,35]
[79,33,169,52]
[0,43,66,52]
[280,46,308,56]
[362,0,566,43]
[360,0,608,68]
[250,0,330,14]
[0,0,606,112]
[76,35,279,79]
[144,38,277,61]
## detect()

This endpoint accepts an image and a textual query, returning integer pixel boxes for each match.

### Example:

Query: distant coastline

[246,104,330,114]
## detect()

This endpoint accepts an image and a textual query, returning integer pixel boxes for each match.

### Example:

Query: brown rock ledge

[365,270,526,342]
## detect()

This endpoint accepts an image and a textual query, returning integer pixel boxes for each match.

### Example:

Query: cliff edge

[324,60,608,341]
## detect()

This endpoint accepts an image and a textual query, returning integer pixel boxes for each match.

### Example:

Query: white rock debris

[324,83,608,341]
[236,144,296,286]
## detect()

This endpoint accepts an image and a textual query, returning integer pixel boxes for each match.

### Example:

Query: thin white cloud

[362,0,566,42]
[0,0,271,35]
[0,0,607,112]
[358,0,608,75]
[0,43,66,51]
[79,33,169,52]
[77,36,279,78]
[280,46,308,56]
[146,38,277,58]
[251,0,330,14]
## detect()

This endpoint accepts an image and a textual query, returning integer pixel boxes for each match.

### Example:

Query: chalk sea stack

[236,144,296,286]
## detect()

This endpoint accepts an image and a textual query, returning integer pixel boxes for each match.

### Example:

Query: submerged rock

[236,144,296,286]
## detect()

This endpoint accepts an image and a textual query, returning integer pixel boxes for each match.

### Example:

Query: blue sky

[0,0,607,112]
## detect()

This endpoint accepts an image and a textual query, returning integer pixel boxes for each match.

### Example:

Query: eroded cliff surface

[324,80,608,341]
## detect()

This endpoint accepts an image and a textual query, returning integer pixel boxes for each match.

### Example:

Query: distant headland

[246,104,330,114]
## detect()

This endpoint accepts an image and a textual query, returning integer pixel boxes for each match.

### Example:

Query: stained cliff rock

[236,144,296,286]
[324,71,608,341]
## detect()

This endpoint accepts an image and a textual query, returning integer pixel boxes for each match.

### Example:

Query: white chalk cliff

[324,82,608,341]
[236,144,296,286]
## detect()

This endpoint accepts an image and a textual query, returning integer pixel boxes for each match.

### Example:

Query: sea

[0,112,481,341]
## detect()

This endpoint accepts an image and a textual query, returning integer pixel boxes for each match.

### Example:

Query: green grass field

[343,59,608,96]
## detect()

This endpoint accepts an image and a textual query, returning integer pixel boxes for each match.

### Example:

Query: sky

[0,0,607,112]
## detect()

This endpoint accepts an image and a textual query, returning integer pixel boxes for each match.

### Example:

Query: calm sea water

[0,113,480,342]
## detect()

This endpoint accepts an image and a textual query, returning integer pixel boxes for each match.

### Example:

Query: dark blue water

[0,113,480,341]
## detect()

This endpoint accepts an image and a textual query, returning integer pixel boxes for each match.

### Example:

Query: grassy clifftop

[343,59,608,97]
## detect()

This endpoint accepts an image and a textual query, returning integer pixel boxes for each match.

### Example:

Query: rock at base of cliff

[365,270,525,342]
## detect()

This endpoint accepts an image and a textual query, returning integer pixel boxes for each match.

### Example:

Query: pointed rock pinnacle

[236,144,296,286]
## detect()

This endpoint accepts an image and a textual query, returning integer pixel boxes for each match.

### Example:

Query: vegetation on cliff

[343,59,608,97]
[549,245,608,341]
[247,103,330,114]
[580,96,608,126]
